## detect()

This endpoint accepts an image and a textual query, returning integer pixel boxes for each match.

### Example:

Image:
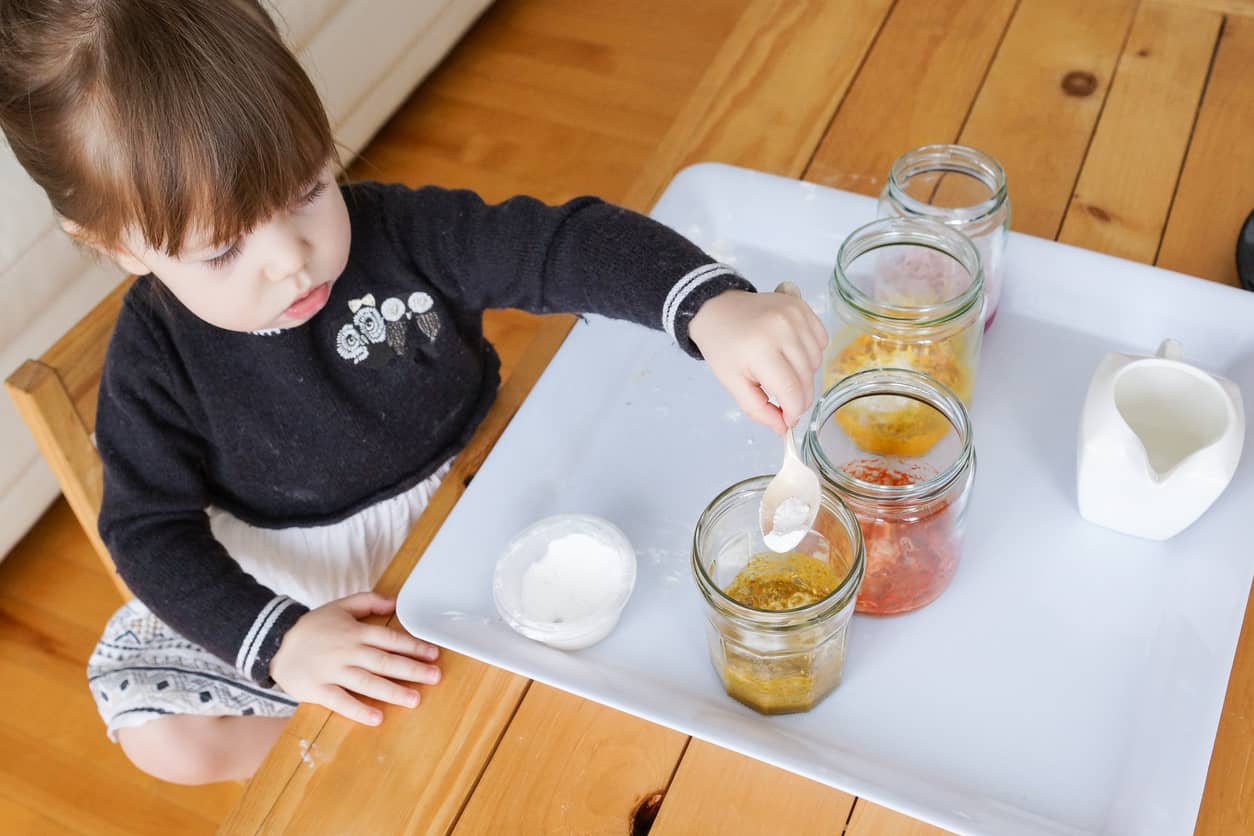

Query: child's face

[112,162,351,332]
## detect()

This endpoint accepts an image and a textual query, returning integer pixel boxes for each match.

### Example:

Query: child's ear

[59,218,149,276]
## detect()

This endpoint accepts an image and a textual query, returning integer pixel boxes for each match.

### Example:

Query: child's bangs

[83,0,336,258]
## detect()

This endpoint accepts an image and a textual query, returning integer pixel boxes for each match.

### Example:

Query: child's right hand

[270,592,442,725]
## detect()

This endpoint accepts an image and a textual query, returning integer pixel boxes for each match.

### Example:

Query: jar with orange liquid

[823,217,983,458]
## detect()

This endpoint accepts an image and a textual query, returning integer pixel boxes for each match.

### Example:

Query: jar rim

[802,368,976,502]
[886,143,1008,224]
[832,217,984,328]
[690,474,866,625]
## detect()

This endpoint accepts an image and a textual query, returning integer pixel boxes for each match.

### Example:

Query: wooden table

[224,1,1254,832]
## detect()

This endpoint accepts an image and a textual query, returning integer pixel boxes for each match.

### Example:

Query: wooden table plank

[1057,1,1221,263]
[649,739,856,834]
[0,722,217,836]
[451,684,687,834]
[806,0,1019,197]
[1197,584,1254,836]
[622,0,895,212]
[1157,15,1254,286]
[1158,0,1254,17]
[955,0,1138,238]
[253,655,528,835]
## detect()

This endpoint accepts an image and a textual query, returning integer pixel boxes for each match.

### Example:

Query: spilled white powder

[520,533,625,623]
[764,497,812,552]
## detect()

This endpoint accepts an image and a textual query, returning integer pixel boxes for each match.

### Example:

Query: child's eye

[296,180,328,208]
[206,241,242,269]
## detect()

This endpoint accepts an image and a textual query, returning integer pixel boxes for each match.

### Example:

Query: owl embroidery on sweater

[334,292,442,367]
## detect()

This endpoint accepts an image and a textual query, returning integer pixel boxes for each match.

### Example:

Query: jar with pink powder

[878,144,1010,329]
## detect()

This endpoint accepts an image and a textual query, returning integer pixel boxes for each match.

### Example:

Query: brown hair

[0,0,335,257]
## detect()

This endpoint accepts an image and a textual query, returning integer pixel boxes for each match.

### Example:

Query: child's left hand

[689,286,828,435]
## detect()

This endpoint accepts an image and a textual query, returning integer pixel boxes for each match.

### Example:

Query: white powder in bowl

[520,532,627,623]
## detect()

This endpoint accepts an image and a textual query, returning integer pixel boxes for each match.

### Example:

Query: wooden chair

[4,278,134,600]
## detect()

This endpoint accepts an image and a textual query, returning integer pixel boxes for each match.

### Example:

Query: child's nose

[262,221,310,282]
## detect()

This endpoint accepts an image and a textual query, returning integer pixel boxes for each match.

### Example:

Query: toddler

[0,0,826,784]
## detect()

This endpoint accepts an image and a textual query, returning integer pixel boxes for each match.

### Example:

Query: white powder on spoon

[764,496,812,552]
[520,532,626,623]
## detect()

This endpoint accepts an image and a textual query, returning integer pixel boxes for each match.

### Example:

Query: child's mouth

[284,282,332,320]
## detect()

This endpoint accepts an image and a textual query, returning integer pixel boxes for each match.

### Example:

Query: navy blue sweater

[96,181,752,685]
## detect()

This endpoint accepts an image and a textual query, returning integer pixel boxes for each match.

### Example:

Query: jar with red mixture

[802,368,976,614]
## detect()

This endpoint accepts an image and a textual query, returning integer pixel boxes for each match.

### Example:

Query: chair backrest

[5,278,134,600]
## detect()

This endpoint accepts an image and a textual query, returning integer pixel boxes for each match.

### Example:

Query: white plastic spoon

[759,282,821,552]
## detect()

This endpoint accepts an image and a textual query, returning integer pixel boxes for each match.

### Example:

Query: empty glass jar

[803,369,976,615]
[691,475,865,714]
[823,216,984,412]
[879,144,1010,328]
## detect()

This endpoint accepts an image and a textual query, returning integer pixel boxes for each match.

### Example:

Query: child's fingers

[344,667,423,708]
[338,592,397,618]
[319,683,383,726]
[779,344,816,415]
[356,646,442,685]
[724,372,786,434]
[360,625,440,662]
[755,354,808,429]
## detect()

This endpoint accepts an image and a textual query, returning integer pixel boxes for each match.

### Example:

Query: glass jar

[823,216,983,423]
[879,144,1010,328]
[803,369,976,615]
[691,475,865,715]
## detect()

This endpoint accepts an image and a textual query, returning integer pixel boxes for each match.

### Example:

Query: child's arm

[369,183,825,429]
[371,184,749,356]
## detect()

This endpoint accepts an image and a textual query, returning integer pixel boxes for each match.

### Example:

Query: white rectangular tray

[397,163,1254,836]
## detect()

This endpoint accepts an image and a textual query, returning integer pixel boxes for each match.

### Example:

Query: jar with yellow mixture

[691,475,865,714]
[824,217,983,457]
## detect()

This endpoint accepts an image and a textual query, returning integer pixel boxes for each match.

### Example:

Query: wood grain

[235,655,528,835]
[453,684,688,834]
[649,738,856,834]
[622,0,895,212]
[37,279,132,433]
[1058,1,1221,263]
[5,361,125,600]
[1196,584,1254,836]
[954,0,1138,237]
[807,0,1019,197]
[0,722,219,836]
[1157,15,1254,286]
[1158,0,1254,16]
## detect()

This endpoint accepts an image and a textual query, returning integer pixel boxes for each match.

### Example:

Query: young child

[0,0,826,784]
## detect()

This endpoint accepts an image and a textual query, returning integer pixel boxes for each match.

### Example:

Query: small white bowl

[492,514,637,651]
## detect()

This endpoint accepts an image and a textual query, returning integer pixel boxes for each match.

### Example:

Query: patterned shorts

[88,600,298,740]
[85,462,451,741]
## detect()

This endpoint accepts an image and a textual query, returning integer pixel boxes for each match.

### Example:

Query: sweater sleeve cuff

[662,263,757,358]
[235,595,309,687]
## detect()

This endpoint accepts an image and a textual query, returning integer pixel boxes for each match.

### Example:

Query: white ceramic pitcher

[1077,339,1245,541]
